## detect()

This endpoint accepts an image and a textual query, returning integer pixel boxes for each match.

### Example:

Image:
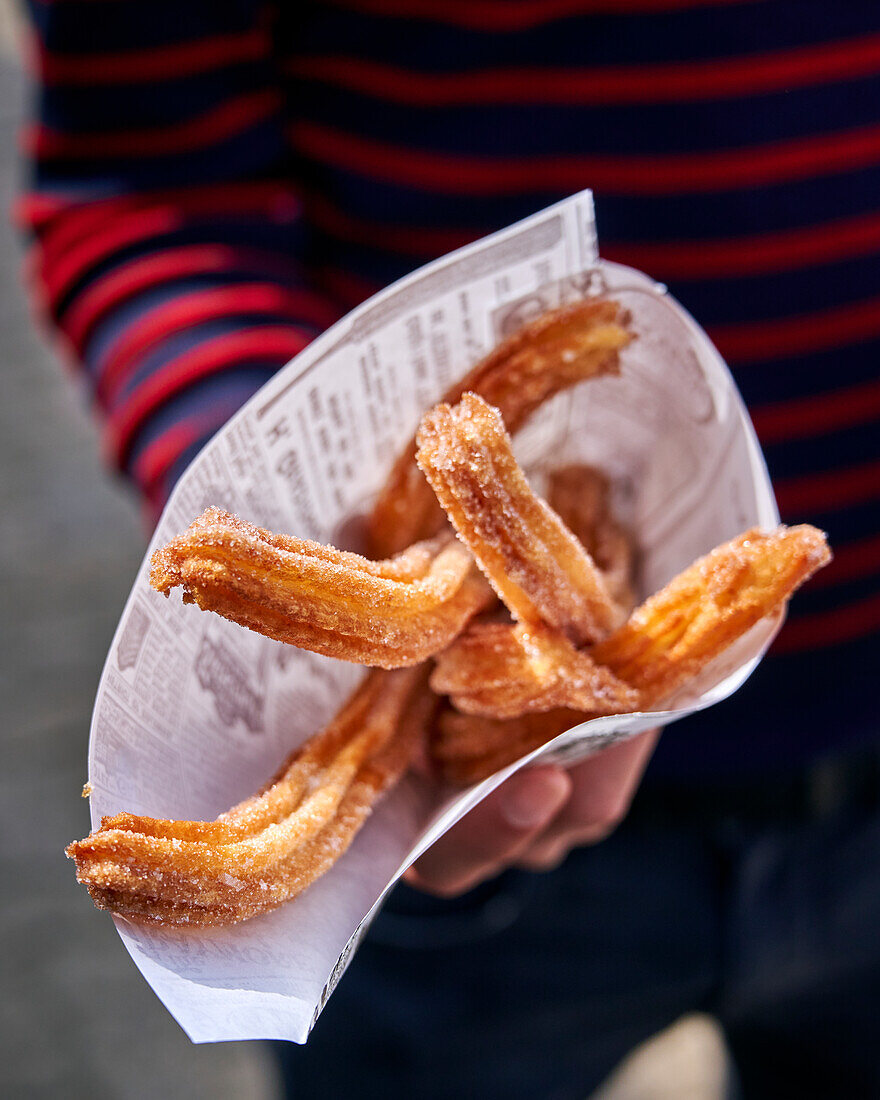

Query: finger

[406,765,571,897]
[514,816,623,870]
[515,837,571,873]
[554,727,660,835]
[513,728,660,870]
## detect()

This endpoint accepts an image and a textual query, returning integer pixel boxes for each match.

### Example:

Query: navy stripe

[727,343,880,404]
[776,501,880,549]
[34,116,284,190]
[286,75,880,158]
[294,3,880,65]
[653,629,879,776]
[281,166,880,243]
[783,570,880,619]
[672,253,880,326]
[112,316,306,408]
[127,367,273,468]
[27,0,262,53]
[37,62,274,132]
[761,420,880,491]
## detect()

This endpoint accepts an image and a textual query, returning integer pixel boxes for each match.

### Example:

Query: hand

[405,728,659,897]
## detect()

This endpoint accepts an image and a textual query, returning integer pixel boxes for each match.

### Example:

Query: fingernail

[501,768,569,830]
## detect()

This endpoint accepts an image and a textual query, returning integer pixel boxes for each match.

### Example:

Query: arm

[18,0,338,516]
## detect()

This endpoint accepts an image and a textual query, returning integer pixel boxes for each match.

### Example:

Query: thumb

[406,765,571,897]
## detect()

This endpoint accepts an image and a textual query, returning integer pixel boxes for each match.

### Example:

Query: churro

[432,707,583,786]
[547,464,637,615]
[431,621,638,719]
[416,393,620,645]
[368,299,630,557]
[429,525,830,782]
[150,508,491,668]
[592,525,831,706]
[68,668,433,926]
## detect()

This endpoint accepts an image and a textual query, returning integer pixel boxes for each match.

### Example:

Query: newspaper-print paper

[85,191,778,1043]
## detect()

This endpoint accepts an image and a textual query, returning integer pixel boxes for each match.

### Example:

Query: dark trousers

[274,753,880,1098]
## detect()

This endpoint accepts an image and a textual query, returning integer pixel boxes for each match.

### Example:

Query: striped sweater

[19,0,880,773]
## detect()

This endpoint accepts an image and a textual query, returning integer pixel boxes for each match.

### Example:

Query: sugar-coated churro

[68,668,432,926]
[150,508,492,668]
[429,524,830,783]
[431,621,638,719]
[416,393,620,645]
[547,464,637,615]
[368,299,630,557]
[592,525,831,706]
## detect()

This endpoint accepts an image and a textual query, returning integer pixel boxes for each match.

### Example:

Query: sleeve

[17,0,339,515]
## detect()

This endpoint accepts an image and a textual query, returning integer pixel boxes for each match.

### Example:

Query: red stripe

[35,28,267,85]
[773,591,880,653]
[107,326,312,465]
[325,0,756,32]
[751,378,880,445]
[32,186,301,313]
[131,395,248,495]
[287,34,880,106]
[26,89,278,159]
[289,119,880,196]
[13,193,66,230]
[807,534,880,591]
[774,458,880,518]
[132,416,212,491]
[33,207,180,312]
[709,293,880,363]
[29,181,298,258]
[63,246,236,353]
[603,209,880,280]
[61,244,303,352]
[137,415,231,516]
[98,284,334,404]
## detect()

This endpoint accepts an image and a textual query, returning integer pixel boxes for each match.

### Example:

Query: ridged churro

[432,707,583,786]
[150,508,491,668]
[592,525,831,706]
[547,464,637,615]
[416,393,620,645]
[368,298,630,557]
[429,524,830,782]
[68,668,434,926]
[431,621,638,719]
